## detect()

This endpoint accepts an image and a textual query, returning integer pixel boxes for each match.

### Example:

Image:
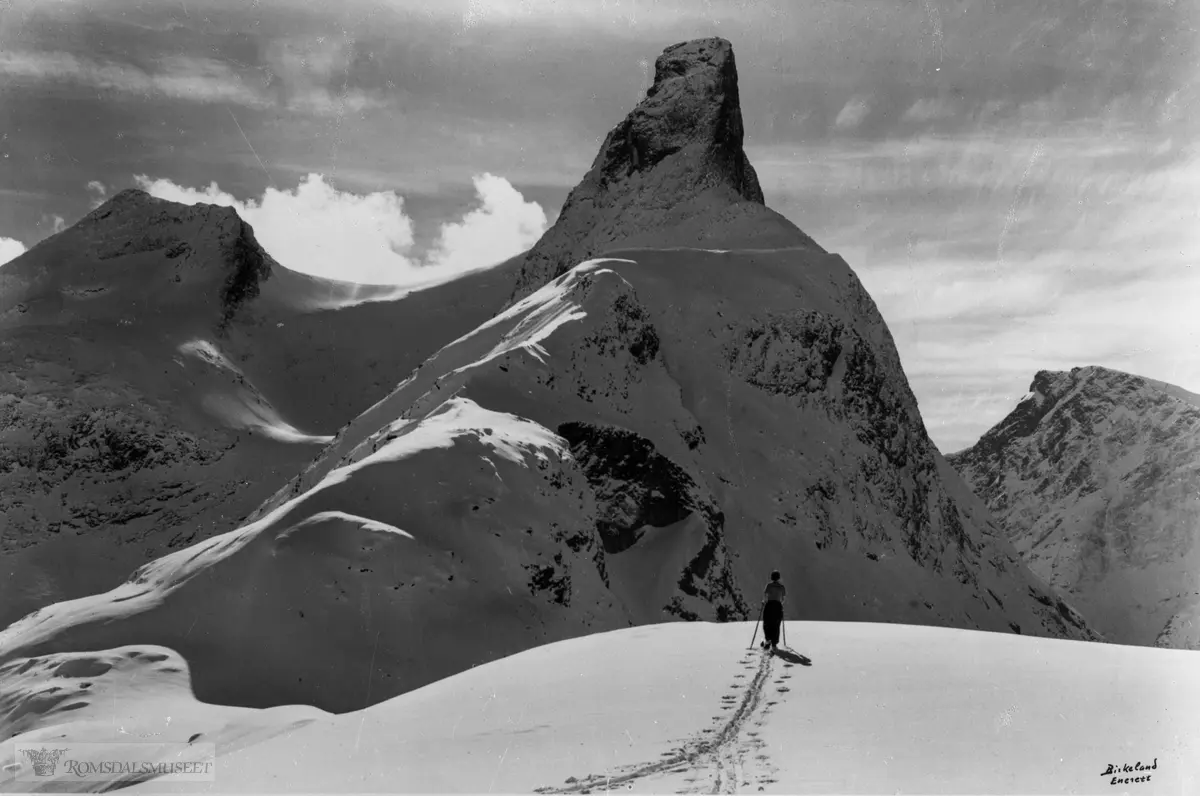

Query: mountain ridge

[0,190,524,630]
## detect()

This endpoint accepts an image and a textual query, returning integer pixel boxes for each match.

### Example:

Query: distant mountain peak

[107,187,157,204]
[1024,366,1200,414]
[507,37,817,304]
[1,189,274,331]
[949,364,1200,647]
[78,187,237,231]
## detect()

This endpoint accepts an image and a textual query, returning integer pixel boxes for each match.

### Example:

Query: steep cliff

[507,37,815,305]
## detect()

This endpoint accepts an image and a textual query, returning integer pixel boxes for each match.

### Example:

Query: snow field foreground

[107,621,1200,795]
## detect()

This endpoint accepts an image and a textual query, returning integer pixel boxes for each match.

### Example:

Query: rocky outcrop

[556,421,747,622]
[558,422,695,554]
[507,38,815,304]
[949,366,1200,646]
[1155,603,1200,650]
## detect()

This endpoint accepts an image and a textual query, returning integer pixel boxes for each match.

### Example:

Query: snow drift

[3,622,1196,793]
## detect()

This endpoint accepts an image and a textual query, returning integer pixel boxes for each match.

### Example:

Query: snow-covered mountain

[0,37,1103,730]
[0,190,519,628]
[3,622,1196,793]
[948,366,1200,648]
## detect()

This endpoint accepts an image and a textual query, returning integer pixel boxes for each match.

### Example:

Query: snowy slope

[0,250,1098,722]
[949,366,1200,647]
[4,622,1194,794]
[0,189,519,629]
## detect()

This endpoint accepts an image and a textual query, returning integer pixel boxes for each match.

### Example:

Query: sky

[0,0,1196,452]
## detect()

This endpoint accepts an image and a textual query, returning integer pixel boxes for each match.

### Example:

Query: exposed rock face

[558,422,696,554]
[949,366,1200,647]
[1156,603,1200,650]
[557,421,745,622]
[507,38,815,304]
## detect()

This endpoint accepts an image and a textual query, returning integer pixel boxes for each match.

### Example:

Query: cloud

[0,46,384,117]
[834,97,871,131]
[0,51,267,107]
[262,36,388,116]
[425,174,548,273]
[0,237,27,266]
[132,172,547,286]
[447,0,751,31]
[43,214,68,234]
[756,126,1200,453]
[901,97,959,124]
[87,181,108,208]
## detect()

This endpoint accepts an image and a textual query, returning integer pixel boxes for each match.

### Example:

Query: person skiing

[761,570,786,650]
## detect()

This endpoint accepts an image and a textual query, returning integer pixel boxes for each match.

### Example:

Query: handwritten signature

[1101,758,1157,786]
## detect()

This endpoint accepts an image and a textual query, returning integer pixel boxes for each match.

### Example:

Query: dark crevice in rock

[557,422,695,554]
[217,219,274,334]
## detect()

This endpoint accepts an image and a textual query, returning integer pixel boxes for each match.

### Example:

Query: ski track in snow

[536,647,779,794]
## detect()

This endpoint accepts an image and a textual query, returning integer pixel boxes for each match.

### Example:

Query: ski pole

[749,602,763,647]
[781,608,787,648]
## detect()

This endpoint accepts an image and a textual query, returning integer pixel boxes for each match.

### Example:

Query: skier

[760,570,786,650]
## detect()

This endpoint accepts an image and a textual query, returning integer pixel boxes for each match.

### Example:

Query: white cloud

[426,174,548,273]
[262,37,387,117]
[87,181,108,209]
[0,48,381,117]
[0,51,266,107]
[834,97,871,131]
[443,0,749,30]
[0,236,26,266]
[132,172,547,286]
[757,130,1200,453]
[901,97,958,124]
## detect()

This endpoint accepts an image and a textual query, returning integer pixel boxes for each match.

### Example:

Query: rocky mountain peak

[949,364,1200,647]
[75,188,240,237]
[1029,368,1078,401]
[506,37,815,304]
[0,189,275,331]
[959,366,1175,460]
[622,38,761,200]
